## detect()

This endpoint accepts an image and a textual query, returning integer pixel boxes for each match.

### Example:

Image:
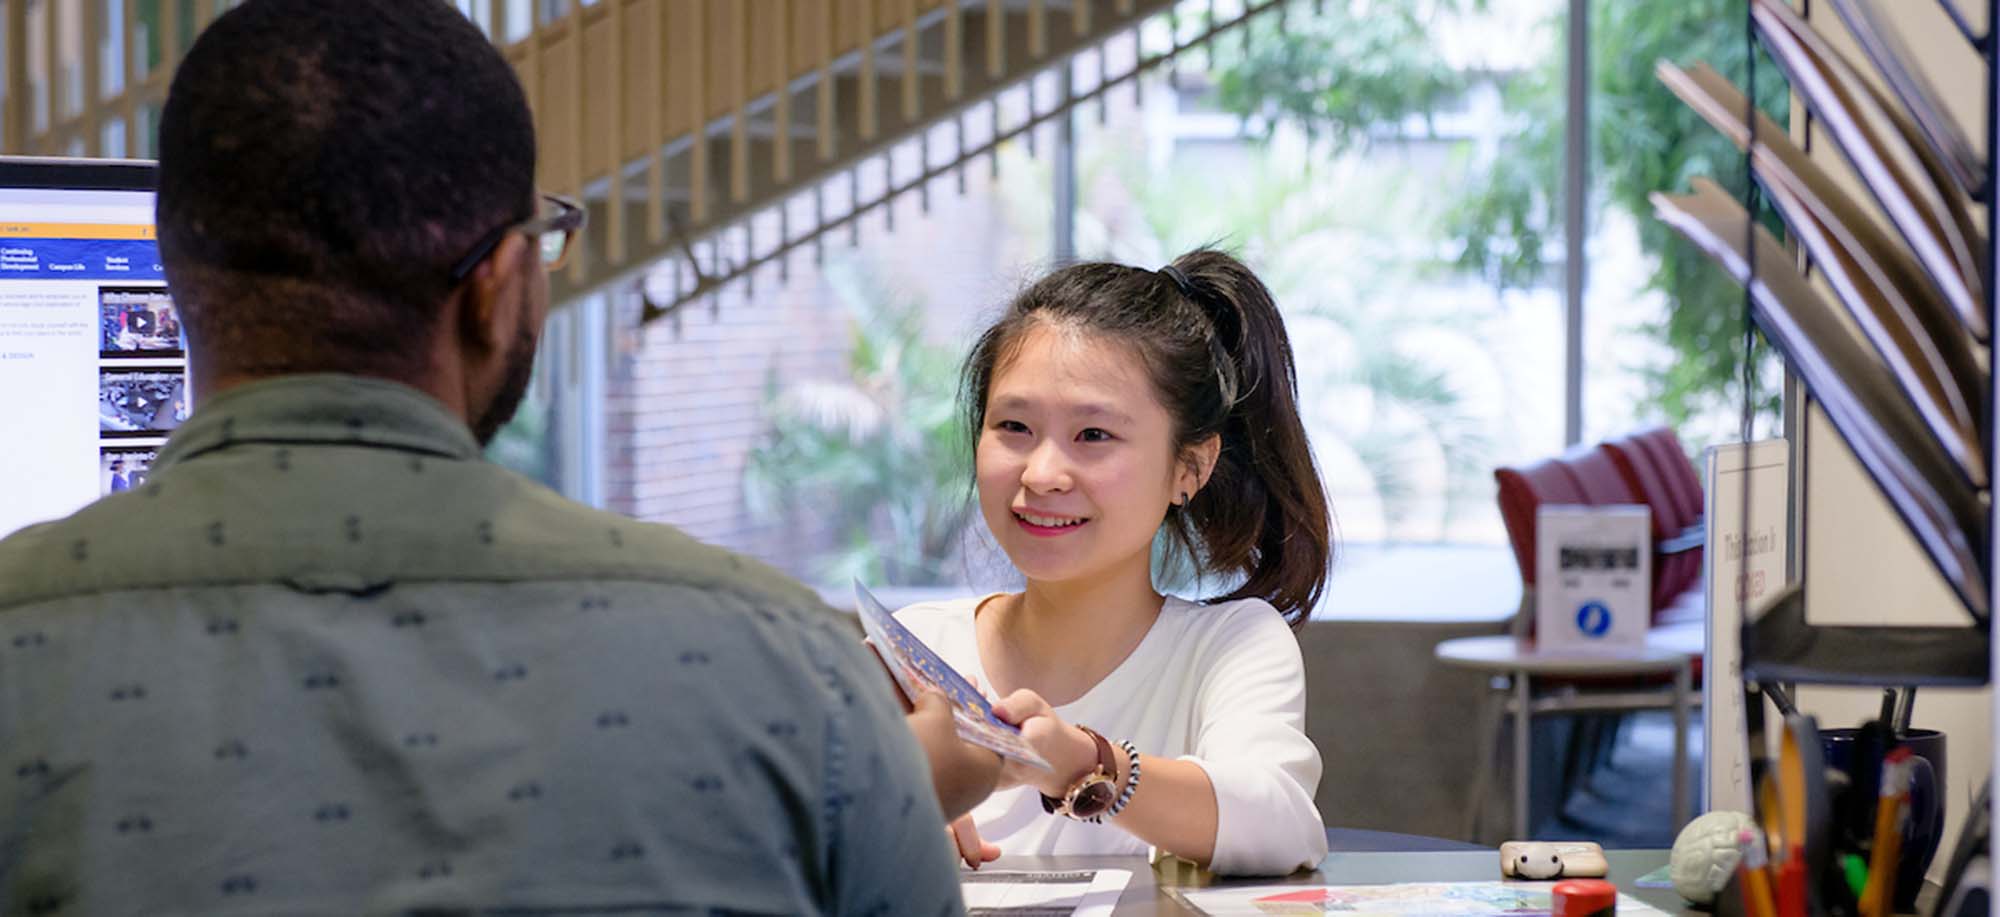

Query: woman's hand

[991,689,1104,798]
[949,813,1002,869]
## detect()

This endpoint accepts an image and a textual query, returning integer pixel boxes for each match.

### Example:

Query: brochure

[853,580,1051,770]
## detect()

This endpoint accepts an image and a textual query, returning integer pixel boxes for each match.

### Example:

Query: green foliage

[1211,0,1473,155]
[1097,139,1491,534]
[1210,0,1788,426]
[741,258,973,586]
[1574,0,1790,424]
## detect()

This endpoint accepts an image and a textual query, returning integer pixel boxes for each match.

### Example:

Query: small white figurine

[1512,842,1566,880]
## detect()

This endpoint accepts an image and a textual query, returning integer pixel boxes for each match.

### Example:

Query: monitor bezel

[0,156,156,193]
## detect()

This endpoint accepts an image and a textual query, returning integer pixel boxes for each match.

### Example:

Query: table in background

[1433,630,1698,840]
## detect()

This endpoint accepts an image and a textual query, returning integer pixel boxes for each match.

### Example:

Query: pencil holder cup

[1820,727,1945,912]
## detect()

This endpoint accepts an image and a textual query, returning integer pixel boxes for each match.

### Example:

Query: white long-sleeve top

[895,593,1328,876]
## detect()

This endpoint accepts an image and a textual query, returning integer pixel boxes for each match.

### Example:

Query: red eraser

[1552,878,1618,917]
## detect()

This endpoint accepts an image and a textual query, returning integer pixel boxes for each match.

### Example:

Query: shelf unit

[1733,0,1995,691]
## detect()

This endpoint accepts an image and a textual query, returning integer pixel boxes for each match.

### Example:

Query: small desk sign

[1534,504,1652,651]
[1702,438,1789,815]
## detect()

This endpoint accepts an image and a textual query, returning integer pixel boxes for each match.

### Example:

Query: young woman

[896,250,1334,877]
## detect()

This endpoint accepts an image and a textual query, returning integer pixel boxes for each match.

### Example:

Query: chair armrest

[1657,522,1704,555]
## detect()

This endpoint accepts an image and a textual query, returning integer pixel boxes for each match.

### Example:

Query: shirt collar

[154,374,484,471]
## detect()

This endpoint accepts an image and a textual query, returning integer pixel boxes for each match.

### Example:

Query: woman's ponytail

[1166,250,1333,627]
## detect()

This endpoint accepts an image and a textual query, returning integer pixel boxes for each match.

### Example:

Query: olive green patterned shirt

[0,374,960,917]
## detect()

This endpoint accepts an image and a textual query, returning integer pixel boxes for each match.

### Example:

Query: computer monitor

[0,157,173,539]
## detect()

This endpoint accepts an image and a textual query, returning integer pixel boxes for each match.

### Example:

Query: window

[497,1,1745,619]
[1071,1,1571,617]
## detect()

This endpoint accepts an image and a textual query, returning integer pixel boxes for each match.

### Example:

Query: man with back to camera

[0,1,997,913]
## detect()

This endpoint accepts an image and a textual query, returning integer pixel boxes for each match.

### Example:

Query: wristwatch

[1040,726,1119,822]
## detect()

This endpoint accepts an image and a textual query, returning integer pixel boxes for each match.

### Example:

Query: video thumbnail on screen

[99,446,158,495]
[100,368,189,436]
[99,287,183,358]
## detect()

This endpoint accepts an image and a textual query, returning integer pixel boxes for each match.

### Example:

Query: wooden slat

[901,0,917,121]
[986,0,1002,78]
[772,0,792,182]
[728,1,752,202]
[606,0,625,264]
[858,0,876,140]
[817,0,833,160]
[121,0,137,154]
[1074,0,1089,35]
[522,10,540,114]
[3,1,25,152]
[944,0,962,100]
[646,0,665,244]
[1030,0,1045,58]
[81,0,102,155]
[566,11,586,283]
[688,0,708,222]
[42,0,58,151]
[155,0,183,152]
[730,0,749,203]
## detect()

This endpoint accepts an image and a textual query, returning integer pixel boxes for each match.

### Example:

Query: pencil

[1860,750,1913,917]
[1737,828,1778,917]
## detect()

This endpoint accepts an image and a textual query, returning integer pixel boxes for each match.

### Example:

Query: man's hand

[864,639,913,712]
[907,690,1003,820]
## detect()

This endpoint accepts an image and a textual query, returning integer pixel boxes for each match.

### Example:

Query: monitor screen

[0,158,171,539]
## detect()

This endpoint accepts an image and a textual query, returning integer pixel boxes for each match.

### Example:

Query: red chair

[1559,446,1642,506]
[1636,427,1704,525]
[1494,458,1591,603]
[1604,433,1706,624]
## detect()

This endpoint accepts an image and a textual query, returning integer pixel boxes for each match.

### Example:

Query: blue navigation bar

[0,238,164,281]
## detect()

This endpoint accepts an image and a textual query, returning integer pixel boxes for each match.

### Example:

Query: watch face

[1071,777,1116,818]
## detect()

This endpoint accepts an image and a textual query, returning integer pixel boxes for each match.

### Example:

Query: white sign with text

[1534,504,1652,652]
[1702,438,1790,815]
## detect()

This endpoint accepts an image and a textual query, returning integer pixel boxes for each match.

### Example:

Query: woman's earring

[1179,491,1191,506]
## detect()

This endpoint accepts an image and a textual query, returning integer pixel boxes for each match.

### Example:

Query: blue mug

[1820,727,1945,912]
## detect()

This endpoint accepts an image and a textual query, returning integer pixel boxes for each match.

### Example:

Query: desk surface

[985,848,1686,914]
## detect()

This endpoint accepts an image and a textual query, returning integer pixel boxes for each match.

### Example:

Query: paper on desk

[1172,881,1673,916]
[959,868,1129,916]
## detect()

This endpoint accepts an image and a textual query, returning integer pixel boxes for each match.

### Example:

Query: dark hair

[960,249,1334,627]
[156,0,536,381]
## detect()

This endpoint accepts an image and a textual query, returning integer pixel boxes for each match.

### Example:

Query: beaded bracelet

[1105,739,1142,820]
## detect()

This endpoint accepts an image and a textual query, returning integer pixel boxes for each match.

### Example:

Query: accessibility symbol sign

[1575,601,1612,638]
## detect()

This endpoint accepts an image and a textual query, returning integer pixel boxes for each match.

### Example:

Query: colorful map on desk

[1175,881,1673,916]
[853,580,1050,770]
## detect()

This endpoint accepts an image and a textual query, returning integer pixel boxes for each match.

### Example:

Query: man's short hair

[156,0,537,380]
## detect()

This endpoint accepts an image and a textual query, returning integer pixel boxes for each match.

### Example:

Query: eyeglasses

[448,193,587,283]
